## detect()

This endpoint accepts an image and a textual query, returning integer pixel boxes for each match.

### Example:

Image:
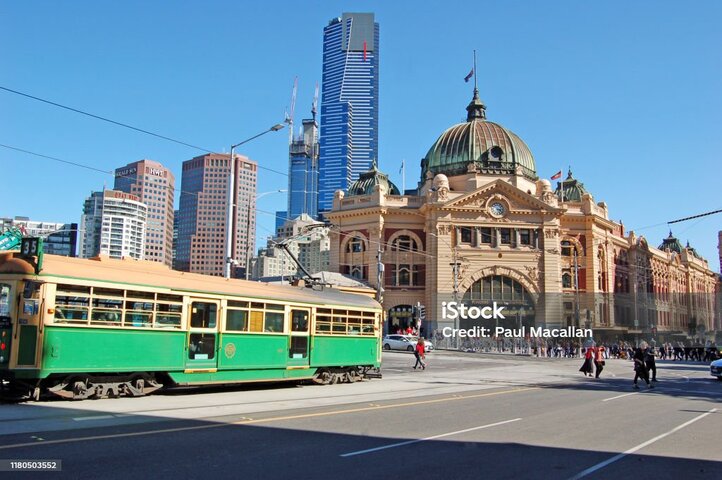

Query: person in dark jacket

[644,346,657,382]
[633,344,653,389]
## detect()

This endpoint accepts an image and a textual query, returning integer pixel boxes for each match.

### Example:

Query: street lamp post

[224,123,285,279]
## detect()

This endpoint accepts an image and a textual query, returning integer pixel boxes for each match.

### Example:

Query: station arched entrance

[462,274,536,330]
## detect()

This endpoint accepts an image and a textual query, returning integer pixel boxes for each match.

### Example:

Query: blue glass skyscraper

[318,12,379,214]
[287,116,319,220]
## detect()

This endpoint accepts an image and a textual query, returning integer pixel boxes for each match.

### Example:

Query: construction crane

[311,82,319,121]
[285,76,298,144]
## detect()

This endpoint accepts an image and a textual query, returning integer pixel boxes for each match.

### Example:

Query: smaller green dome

[555,169,588,202]
[347,162,400,197]
[659,231,683,253]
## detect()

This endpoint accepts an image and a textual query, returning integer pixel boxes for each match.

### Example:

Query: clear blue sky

[1,1,721,271]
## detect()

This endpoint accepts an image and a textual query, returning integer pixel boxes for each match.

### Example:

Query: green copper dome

[347,162,401,197]
[555,169,588,202]
[421,89,537,181]
[659,231,683,254]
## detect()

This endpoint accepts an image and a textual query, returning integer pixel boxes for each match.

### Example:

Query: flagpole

[401,159,406,194]
[560,167,564,203]
[473,49,477,91]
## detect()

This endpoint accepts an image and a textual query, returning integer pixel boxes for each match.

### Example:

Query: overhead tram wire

[0,143,114,175]
[0,85,288,177]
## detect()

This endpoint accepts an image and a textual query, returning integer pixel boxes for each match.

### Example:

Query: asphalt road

[0,351,720,479]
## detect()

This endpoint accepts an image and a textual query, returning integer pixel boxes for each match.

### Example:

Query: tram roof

[0,253,381,310]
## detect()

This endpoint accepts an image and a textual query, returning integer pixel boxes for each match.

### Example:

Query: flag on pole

[551,170,562,180]
[464,68,474,83]
[363,41,367,61]
[399,159,404,174]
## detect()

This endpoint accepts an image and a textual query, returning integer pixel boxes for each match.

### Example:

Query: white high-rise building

[253,214,330,279]
[79,190,147,260]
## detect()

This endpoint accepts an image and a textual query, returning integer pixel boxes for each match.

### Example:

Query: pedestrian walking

[645,345,657,382]
[633,343,653,389]
[579,347,594,377]
[594,346,605,378]
[413,337,426,370]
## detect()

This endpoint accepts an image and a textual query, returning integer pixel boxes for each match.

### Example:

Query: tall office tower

[175,153,257,277]
[0,216,78,256]
[78,190,147,260]
[318,12,379,214]
[114,160,175,266]
[288,112,320,220]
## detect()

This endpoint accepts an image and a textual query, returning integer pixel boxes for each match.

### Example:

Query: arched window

[346,236,365,253]
[391,235,417,252]
[561,240,574,257]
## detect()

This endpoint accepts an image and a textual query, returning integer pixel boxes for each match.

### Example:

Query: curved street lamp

[224,123,285,279]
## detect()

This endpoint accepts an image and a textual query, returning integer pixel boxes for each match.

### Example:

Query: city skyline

[1,1,721,271]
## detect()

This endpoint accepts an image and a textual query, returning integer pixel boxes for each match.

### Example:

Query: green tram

[0,250,383,400]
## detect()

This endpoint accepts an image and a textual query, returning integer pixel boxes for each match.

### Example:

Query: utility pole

[450,246,461,349]
[376,245,384,303]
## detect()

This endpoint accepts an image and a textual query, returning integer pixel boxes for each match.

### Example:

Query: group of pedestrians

[579,342,659,388]
[578,345,606,378]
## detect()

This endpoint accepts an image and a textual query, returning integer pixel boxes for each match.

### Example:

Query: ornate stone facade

[325,91,718,342]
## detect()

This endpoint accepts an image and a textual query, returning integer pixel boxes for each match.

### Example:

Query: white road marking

[72,415,115,421]
[340,418,522,457]
[567,408,717,480]
[601,392,639,402]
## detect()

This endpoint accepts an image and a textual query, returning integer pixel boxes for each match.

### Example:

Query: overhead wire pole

[225,124,285,279]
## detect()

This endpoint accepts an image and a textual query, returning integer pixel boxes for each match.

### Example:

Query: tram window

[228,300,249,308]
[190,302,217,329]
[315,311,331,333]
[249,310,264,332]
[361,317,375,334]
[332,315,347,334]
[264,312,284,333]
[266,303,284,311]
[251,302,265,309]
[0,284,11,318]
[54,295,89,323]
[289,336,308,358]
[226,309,248,331]
[347,315,362,335]
[155,302,182,328]
[127,290,155,300]
[157,293,183,303]
[23,281,40,299]
[291,310,308,332]
[91,296,121,326]
[188,333,215,360]
[93,287,124,298]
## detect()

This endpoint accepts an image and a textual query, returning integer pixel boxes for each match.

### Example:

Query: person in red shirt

[406,326,413,335]
[413,338,426,370]
[594,346,605,378]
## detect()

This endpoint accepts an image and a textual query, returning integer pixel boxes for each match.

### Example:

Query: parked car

[710,358,722,381]
[383,335,434,352]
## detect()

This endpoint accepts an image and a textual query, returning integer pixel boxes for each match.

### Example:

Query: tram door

[286,308,310,368]
[185,299,220,371]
